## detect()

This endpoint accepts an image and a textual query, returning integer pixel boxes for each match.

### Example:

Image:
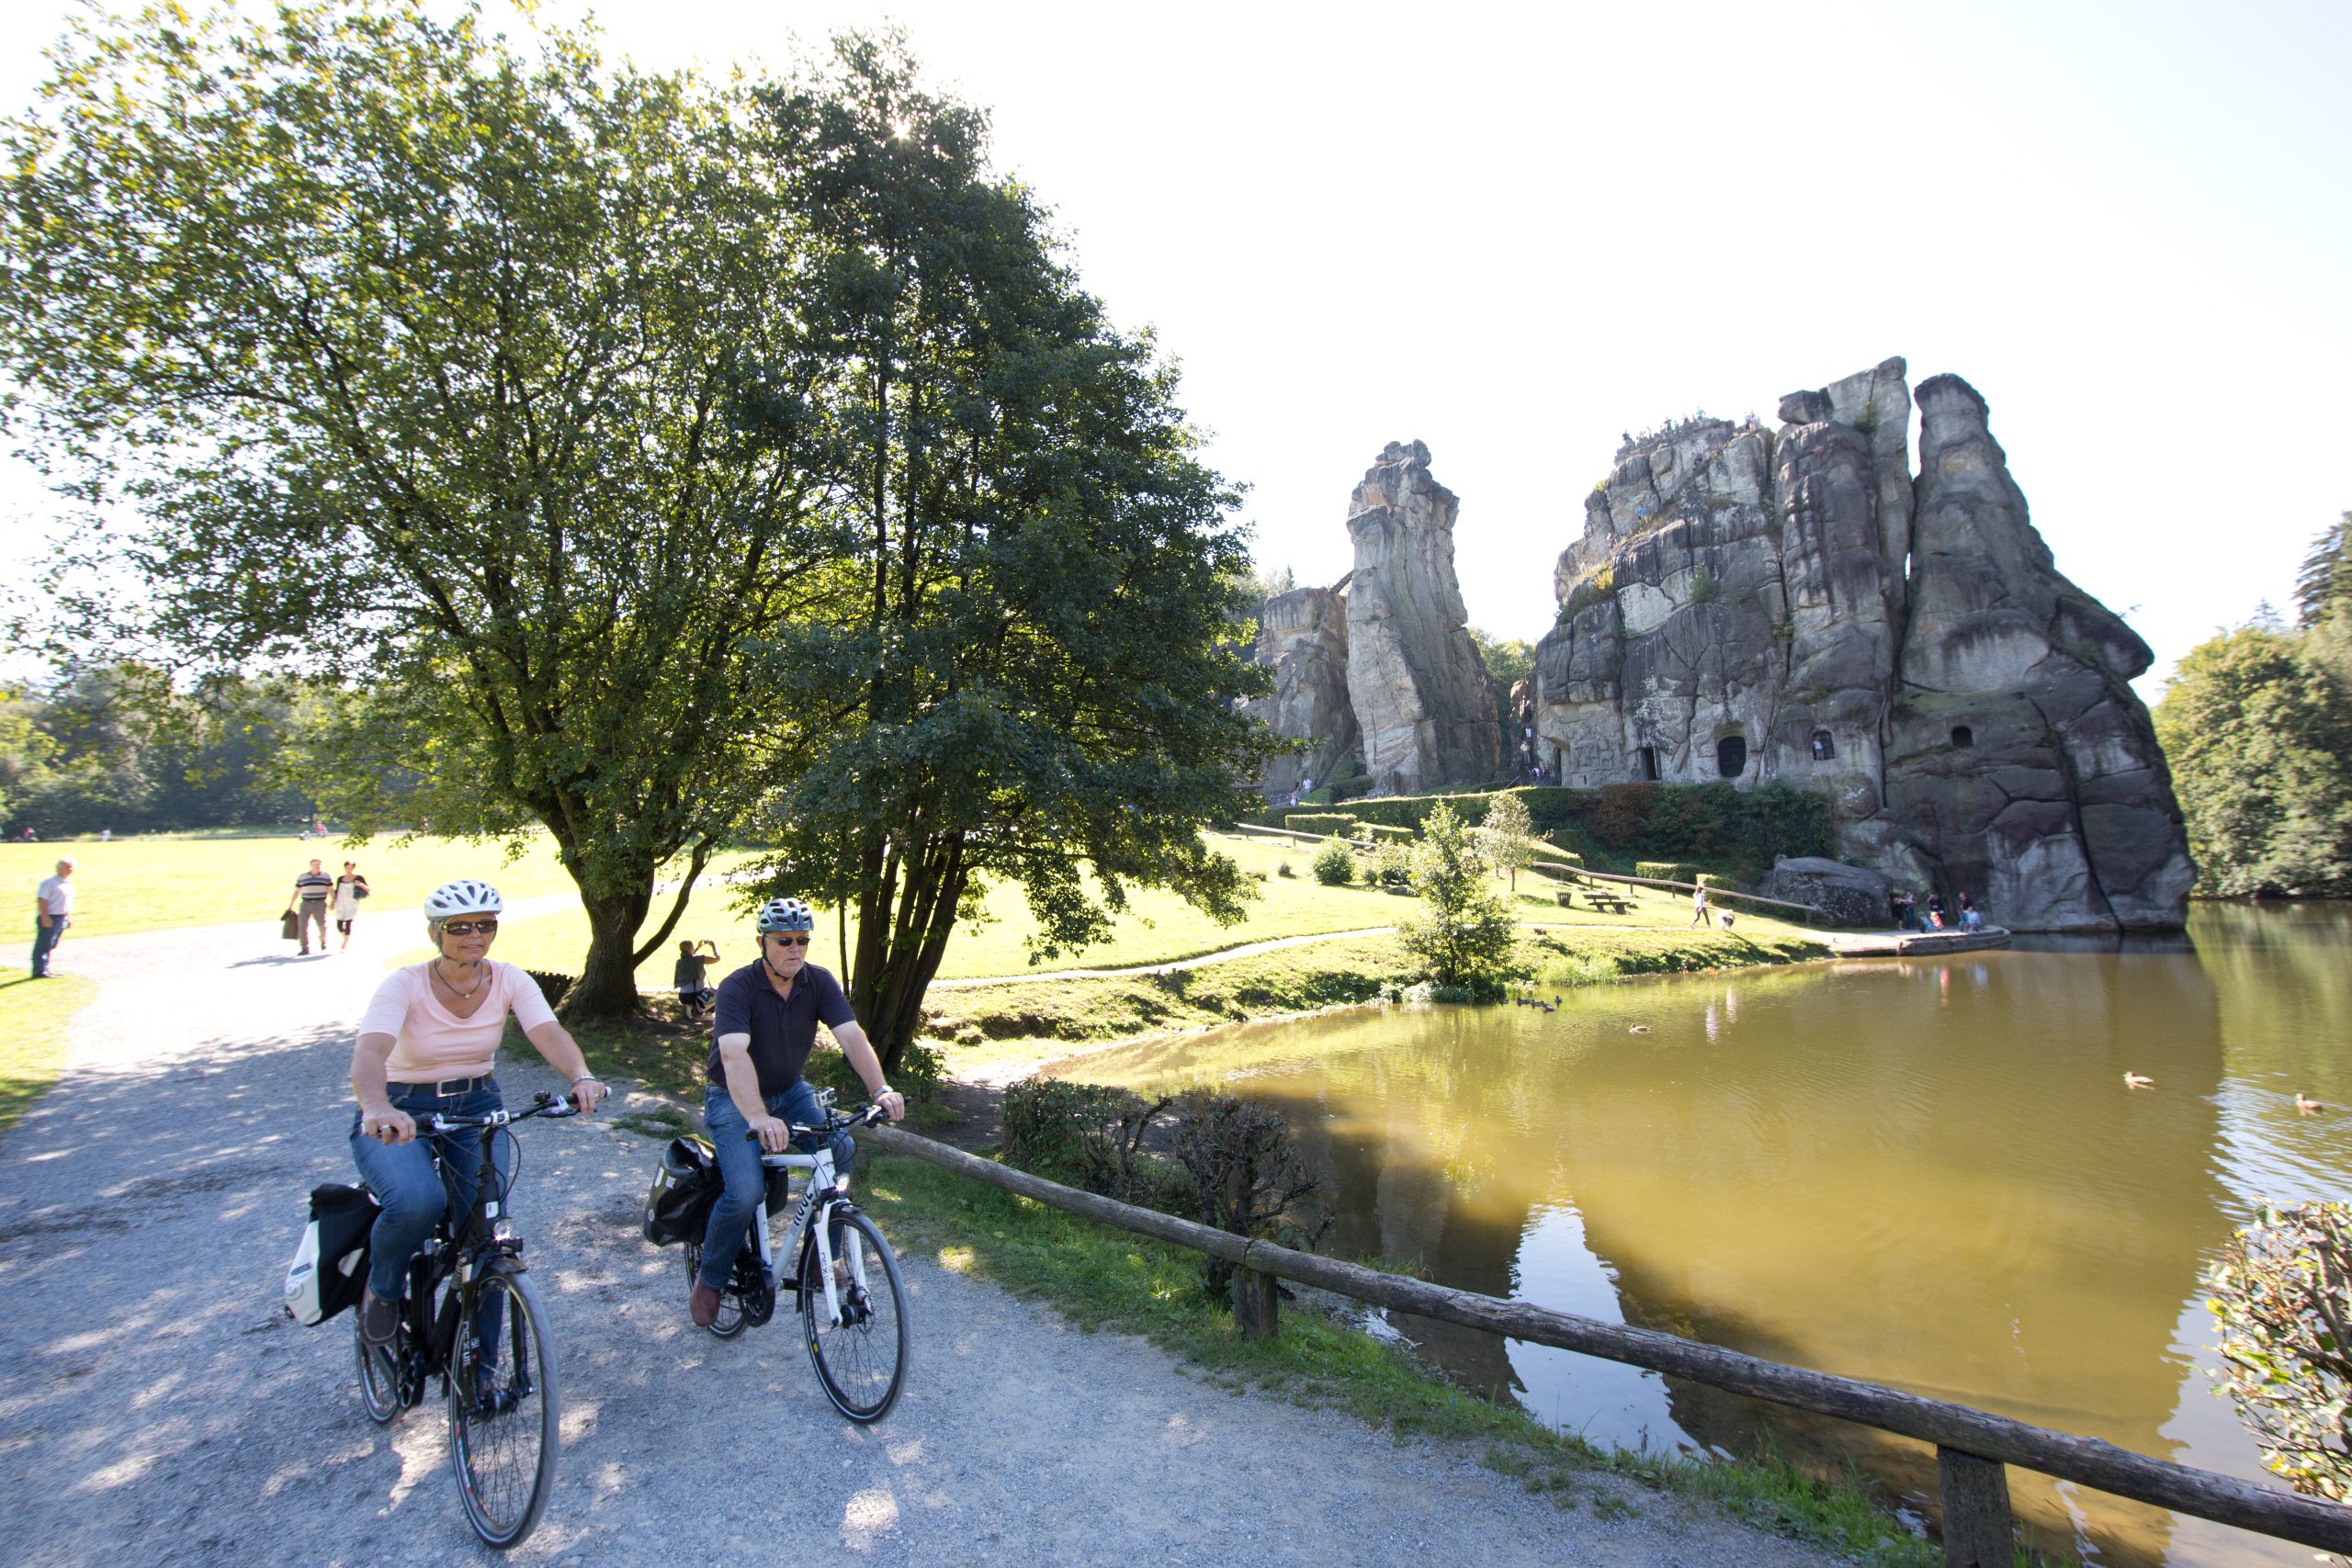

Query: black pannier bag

[643,1135,722,1246]
[283,1183,380,1325]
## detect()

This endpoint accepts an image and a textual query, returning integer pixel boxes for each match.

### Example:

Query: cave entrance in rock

[1810,729,1836,761]
[1951,725,1974,749]
[1635,746,1658,782]
[1716,735,1747,778]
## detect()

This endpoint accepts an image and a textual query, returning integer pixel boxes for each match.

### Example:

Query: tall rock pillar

[1343,441,1499,795]
[1240,584,1359,800]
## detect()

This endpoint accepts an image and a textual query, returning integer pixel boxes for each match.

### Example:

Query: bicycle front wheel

[800,1209,908,1423]
[448,1267,560,1550]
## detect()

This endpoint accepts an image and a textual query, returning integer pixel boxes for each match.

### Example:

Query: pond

[1048,903,2352,1567]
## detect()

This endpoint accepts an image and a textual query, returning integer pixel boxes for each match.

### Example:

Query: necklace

[434,960,485,1001]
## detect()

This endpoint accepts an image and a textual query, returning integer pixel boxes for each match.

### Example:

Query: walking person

[333,860,369,952]
[1690,883,1709,928]
[29,858,74,977]
[288,857,333,955]
[691,897,905,1328]
[348,880,606,1346]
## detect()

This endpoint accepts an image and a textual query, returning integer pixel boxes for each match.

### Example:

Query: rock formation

[1240,583,1357,801]
[1532,360,2194,931]
[1343,442,1499,795]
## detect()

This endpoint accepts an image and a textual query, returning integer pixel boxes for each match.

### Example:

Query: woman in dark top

[673,938,718,1021]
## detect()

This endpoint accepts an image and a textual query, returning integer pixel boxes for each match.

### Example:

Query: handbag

[280,908,301,942]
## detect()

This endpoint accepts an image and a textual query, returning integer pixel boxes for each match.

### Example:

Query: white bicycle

[684,1094,910,1422]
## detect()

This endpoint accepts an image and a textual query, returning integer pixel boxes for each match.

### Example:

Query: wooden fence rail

[867,1124,2352,1562]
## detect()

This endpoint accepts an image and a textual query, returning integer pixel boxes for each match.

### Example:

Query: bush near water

[1264,781,1831,886]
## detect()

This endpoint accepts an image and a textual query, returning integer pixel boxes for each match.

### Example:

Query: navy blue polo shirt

[706,960,856,1095]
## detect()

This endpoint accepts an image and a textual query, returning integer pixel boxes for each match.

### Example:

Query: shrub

[1171,1093,1330,1296]
[999,1077,1195,1212]
[1284,812,1359,838]
[1311,840,1356,886]
[1399,800,1521,996]
[1635,861,1702,884]
[2208,1201,2352,1500]
[1589,783,1660,848]
[1275,861,1295,878]
[808,1037,944,1100]
[1359,823,1414,845]
[1372,842,1411,887]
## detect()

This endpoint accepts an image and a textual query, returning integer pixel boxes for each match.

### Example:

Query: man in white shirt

[31,858,74,977]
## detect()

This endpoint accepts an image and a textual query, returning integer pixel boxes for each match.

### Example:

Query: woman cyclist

[349,880,608,1346]
[693,896,903,1327]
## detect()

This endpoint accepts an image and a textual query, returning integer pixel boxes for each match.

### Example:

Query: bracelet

[570,1073,600,1086]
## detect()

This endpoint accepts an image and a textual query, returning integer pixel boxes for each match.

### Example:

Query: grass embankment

[854,1147,1945,1566]
[0,829,746,941]
[0,974,98,1134]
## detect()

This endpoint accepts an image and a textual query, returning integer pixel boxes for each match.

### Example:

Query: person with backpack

[347,880,607,1348]
[691,897,903,1328]
[673,938,719,1021]
[332,861,370,952]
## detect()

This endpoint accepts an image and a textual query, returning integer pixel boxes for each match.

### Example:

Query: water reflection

[1054,906,2352,1567]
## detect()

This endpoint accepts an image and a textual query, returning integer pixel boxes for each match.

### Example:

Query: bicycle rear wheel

[684,1241,748,1338]
[448,1267,560,1550]
[355,1313,409,1425]
[800,1209,908,1423]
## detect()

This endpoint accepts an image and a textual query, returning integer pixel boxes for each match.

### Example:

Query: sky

[4,0,2347,701]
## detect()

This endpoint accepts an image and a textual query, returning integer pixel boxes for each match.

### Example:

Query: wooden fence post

[1938,1447,2013,1568]
[1232,1264,1279,1338]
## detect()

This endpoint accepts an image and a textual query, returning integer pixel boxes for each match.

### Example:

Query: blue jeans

[30,915,67,976]
[349,1079,510,1300]
[699,1078,854,1291]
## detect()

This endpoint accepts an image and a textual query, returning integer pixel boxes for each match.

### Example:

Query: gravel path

[0,919,1849,1565]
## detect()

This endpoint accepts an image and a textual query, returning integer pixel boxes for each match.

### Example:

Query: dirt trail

[0,919,1848,1565]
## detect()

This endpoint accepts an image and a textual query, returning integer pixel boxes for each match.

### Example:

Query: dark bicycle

[684,1094,910,1422]
[355,1090,579,1550]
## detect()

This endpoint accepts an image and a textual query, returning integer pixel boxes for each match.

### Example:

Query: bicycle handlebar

[421,1089,583,1134]
[741,1102,888,1142]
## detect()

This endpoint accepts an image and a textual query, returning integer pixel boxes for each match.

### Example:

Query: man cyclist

[693,897,904,1328]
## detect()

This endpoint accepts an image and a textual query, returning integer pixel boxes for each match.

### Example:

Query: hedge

[1693,873,1736,891]
[1635,861,1702,884]
[1260,779,1833,883]
[1358,823,1415,845]
[1284,813,1359,837]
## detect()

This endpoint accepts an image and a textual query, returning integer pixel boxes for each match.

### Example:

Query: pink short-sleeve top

[358,962,557,1083]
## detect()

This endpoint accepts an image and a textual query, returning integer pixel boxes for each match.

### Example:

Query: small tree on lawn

[1482,790,1536,892]
[2208,1201,2352,1500]
[1400,799,1518,996]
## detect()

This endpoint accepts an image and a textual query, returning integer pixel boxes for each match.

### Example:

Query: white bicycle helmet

[423,879,503,919]
[755,896,814,933]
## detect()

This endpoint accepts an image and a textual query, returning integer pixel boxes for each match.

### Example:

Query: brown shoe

[359,1287,398,1346]
[690,1280,720,1328]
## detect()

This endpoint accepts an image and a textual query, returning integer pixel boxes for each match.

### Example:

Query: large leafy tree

[0,2,837,1016]
[2154,624,2352,897]
[741,39,1272,1069]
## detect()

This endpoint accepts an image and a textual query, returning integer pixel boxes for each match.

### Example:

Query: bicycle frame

[745,1141,871,1329]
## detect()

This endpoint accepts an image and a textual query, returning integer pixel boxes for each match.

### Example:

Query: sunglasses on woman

[441,919,499,937]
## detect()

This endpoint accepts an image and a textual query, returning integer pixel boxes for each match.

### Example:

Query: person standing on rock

[30,857,74,977]
[288,857,333,955]
[348,879,606,1348]
[332,861,368,952]
[692,897,904,1328]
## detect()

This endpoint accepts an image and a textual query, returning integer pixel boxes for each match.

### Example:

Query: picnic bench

[1556,889,1634,914]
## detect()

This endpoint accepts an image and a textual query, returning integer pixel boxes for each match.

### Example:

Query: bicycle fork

[749,1162,869,1327]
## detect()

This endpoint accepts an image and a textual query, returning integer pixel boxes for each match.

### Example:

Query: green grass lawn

[0,829,623,940]
[440,831,1816,987]
[0,973,98,1134]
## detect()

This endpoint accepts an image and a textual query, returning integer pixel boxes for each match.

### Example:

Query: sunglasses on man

[767,933,811,948]
[441,919,499,936]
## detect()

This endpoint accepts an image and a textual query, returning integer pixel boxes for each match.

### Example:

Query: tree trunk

[566,882,652,1023]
